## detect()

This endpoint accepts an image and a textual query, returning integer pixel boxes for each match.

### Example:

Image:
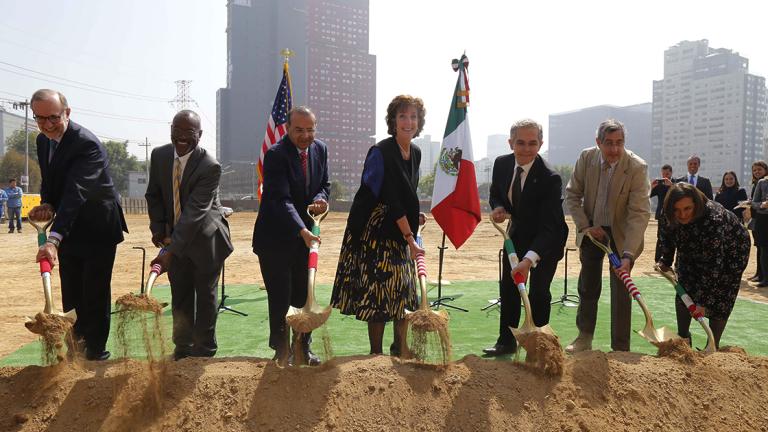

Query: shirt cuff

[523,251,540,268]
[49,231,63,241]
[622,251,635,261]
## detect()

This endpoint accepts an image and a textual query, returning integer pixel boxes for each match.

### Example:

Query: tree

[103,140,141,195]
[329,180,346,201]
[554,164,574,195]
[477,182,490,201]
[5,129,39,163]
[0,150,41,192]
[418,163,437,199]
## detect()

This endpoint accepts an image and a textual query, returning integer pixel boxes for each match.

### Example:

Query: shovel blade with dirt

[286,207,332,333]
[509,272,556,342]
[25,217,77,334]
[585,232,677,345]
[654,264,716,353]
[405,218,449,331]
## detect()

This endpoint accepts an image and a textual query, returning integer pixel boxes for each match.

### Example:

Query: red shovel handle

[39,258,52,274]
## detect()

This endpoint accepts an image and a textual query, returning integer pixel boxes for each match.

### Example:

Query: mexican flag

[430,54,481,248]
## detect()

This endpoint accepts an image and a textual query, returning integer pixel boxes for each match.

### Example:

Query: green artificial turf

[2,276,765,366]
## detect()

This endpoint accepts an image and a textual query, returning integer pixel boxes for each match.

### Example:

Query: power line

[0,62,168,102]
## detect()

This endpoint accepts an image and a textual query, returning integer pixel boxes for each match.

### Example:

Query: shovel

[490,216,556,341]
[654,264,717,353]
[406,218,449,328]
[285,206,332,333]
[24,217,77,332]
[585,232,678,345]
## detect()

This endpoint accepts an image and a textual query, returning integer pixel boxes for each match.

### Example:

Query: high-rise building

[548,103,652,167]
[217,0,376,198]
[652,40,767,184]
[0,107,29,156]
[413,133,440,178]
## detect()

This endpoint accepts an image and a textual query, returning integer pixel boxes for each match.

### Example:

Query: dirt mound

[2,350,768,431]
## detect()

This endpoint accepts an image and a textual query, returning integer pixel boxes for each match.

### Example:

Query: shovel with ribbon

[406,217,449,329]
[654,264,716,353]
[285,206,332,333]
[24,216,77,332]
[585,232,677,345]
[490,216,556,343]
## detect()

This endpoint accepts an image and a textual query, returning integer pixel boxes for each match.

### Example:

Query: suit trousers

[496,252,557,348]
[575,228,633,351]
[59,243,116,353]
[257,240,311,351]
[168,255,223,356]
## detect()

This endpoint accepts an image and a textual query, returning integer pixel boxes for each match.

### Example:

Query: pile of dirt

[2,350,768,431]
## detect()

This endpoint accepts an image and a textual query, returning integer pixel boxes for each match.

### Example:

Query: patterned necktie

[512,166,524,211]
[300,150,309,186]
[49,140,58,163]
[173,157,182,226]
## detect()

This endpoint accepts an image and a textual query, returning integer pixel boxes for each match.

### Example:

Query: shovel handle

[654,265,705,320]
[616,269,641,300]
[39,258,52,274]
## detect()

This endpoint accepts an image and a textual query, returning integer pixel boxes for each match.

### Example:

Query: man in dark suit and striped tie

[145,110,234,360]
[677,155,713,200]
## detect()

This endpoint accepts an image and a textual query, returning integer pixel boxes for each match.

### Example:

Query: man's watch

[46,237,61,248]
[621,252,635,263]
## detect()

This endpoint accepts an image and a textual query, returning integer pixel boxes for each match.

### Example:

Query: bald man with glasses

[28,89,128,361]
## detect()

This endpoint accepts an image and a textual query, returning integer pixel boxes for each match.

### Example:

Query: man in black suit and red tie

[677,155,713,200]
[483,119,569,356]
[252,106,330,365]
[29,89,128,361]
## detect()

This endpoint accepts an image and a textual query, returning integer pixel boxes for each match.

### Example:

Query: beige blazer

[565,146,651,257]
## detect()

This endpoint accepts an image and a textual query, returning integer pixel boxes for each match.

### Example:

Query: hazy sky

[1,0,766,160]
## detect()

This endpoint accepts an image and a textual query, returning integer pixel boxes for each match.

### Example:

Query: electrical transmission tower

[169,80,197,111]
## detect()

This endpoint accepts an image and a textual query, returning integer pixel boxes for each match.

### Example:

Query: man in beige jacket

[565,119,650,352]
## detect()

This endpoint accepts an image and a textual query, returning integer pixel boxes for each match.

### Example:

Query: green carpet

[2,276,766,366]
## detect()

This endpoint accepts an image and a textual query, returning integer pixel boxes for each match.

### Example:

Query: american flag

[257,61,293,199]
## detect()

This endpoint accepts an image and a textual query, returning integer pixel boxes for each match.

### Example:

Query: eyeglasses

[33,111,66,124]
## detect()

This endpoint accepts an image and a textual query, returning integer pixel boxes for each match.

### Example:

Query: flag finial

[280,48,294,64]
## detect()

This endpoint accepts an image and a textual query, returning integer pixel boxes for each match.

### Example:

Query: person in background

[657,183,750,348]
[714,171,747,220]
[650,164,674,262]
[744,161,768,283]
[331,95,424,357]
[749,164,768,288]
[6,178,23,233]
[676,155,713,200]
[0,187,7,226]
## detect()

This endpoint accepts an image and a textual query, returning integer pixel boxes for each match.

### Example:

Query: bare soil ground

[1,213,767,432]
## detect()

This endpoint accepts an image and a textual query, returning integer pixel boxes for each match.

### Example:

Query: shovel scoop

[654,264,716,353]
[24,217,77,334]
[406,218,449,330]
[285,206,332,333]
[585,232,678,345]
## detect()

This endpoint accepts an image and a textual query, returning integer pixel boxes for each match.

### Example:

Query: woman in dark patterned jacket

[657,182,750,348]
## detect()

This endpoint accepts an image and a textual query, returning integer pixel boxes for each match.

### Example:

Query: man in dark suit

[252,106,330,365]
[29,89,128,361]
[145,110,233,360]
[483,119,568,356]
[650,164,674,262]
[677,155,713,200]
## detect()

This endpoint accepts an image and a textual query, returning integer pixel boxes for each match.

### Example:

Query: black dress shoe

[482,344,516,356]
[304,349,321,366]
[86,350,111,361]
[757,281,768,288]
[748,275,761,282]
[173,350,191,361]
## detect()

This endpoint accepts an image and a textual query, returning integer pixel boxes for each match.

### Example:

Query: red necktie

[300,151,308,182]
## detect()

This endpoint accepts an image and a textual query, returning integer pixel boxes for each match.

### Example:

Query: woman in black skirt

[331,95,425,356]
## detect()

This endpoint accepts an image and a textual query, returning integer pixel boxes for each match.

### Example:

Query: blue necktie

[689,175,694,185]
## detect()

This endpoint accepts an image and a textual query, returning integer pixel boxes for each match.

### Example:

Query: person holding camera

[650,165,674,261]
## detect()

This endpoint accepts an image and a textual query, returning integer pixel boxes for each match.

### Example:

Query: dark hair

[385,95,425,137]
[719,171,740,190]
[596,118,625,143]
[662,182,707,227]
[9,178,16,183]
[752,160,768,183]
[661,164,673,171]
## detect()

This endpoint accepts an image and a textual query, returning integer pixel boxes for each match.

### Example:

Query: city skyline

[0,0,766,164]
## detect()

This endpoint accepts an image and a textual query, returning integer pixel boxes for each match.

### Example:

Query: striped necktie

[173,157,182,226]
[300,150,309,187]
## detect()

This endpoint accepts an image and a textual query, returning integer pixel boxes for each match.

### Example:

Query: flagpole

[431,232,468,312]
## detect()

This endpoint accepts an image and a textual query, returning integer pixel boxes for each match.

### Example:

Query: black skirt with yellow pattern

[331,203,418,322]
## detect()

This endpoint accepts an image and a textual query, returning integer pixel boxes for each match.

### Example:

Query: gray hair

[287,106,316,125]
[31,89,69,108]
[687,155,701,164]
[510,119,543,142]
[596,118,625,143]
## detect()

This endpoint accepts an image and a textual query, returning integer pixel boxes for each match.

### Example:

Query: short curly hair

[385,95,426,137]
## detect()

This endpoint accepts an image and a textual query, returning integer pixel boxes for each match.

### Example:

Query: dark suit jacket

[650,183,670,220]
[145,144,233,266]
[36,121,127,251]
[252,136,330,256]
[489,154,568,261]
[676,175,713,200]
